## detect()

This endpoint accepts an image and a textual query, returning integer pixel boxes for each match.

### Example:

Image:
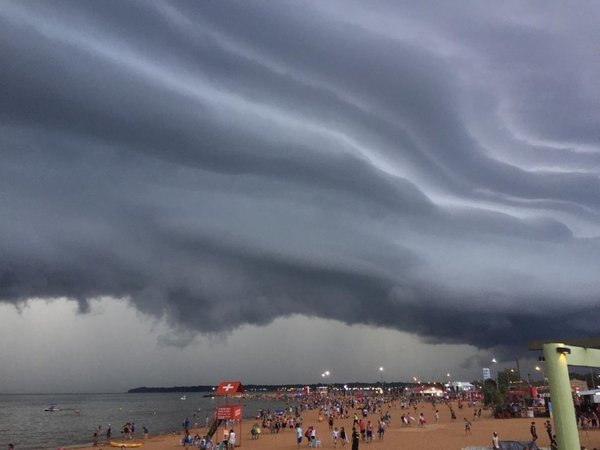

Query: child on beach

[464,418,472,435]
[332,427,339,447]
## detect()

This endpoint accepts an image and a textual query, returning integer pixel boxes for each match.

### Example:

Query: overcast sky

[1,1,599,393]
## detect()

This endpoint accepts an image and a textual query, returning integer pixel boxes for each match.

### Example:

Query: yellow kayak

[110,442,143,448]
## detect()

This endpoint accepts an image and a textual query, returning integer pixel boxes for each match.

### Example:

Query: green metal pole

[543,343,579,450]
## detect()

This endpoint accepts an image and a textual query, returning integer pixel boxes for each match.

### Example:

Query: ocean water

[0,392,287,450]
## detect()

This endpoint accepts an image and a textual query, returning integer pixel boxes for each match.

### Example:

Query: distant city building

[483,368,491,380]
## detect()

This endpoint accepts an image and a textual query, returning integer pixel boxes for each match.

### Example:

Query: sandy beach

[74,399,600,450]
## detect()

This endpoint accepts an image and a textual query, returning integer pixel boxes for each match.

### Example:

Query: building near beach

[447,381,476,392]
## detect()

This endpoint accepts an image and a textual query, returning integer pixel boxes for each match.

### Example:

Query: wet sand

[76,401,600,450]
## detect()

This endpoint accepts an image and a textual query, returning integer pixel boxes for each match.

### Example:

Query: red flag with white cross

[215,381,244,395]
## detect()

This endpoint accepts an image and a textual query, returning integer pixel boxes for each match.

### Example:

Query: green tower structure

[530,337,600,450]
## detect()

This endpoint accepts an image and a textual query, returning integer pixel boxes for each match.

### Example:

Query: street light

[491,358,498,385]
[535,365,546,384]
[321,371,331,394]
[379,367,384,395]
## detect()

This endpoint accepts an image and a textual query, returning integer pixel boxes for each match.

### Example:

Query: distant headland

[128,385,214,393]
[128,382,412,393]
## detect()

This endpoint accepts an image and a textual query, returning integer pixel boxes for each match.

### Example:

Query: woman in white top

[228,430,236,450]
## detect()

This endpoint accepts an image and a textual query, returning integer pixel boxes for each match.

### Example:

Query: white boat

[180,395,187,400]
[45,404,59,412]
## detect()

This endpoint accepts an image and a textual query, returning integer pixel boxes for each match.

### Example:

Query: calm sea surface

[0,392,288,450]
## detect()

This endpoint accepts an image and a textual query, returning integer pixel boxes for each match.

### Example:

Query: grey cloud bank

[1,0,600,358]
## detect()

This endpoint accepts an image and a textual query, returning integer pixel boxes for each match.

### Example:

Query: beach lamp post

[379,367,384,394]
[535,365,546,384]
[491,358,498,386]
[322,370,330,392]
[491,358,500,408]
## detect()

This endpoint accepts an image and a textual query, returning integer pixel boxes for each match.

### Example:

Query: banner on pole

[216,405,243,420]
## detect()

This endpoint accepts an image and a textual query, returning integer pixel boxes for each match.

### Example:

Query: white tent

[577,389,600,403]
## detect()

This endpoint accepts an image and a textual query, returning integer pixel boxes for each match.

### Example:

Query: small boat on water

[180,395,187,400]
[44,404,59,412]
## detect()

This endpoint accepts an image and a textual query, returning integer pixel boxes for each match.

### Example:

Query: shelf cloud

[2,0,600,353]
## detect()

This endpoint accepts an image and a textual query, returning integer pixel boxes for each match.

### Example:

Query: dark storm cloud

[1,0,600,350]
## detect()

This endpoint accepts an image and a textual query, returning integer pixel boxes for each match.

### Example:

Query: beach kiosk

[212,381,244,447]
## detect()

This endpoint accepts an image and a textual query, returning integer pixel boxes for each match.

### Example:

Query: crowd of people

[66,389,600,450]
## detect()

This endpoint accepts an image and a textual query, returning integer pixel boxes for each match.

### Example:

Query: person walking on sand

[492,432,500,450]
[296,424,303,448]
[359,419,366,441]
[351,427,359,450]
[530,422,538,442]
[228,429,236,450]
[310,426,316,446]
[464,418,472,435]
[223,428,229,448]
[545,420,553,442]
[340,427,347,447]
[332,427,339,447]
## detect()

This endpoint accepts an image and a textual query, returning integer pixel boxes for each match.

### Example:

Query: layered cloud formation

[2,1,599,350]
